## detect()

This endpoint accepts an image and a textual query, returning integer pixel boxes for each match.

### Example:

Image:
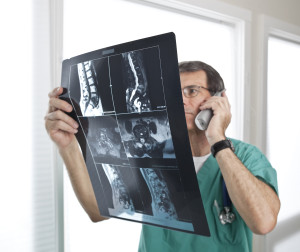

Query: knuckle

[57,120,68,130]
[54,122,64,132]
[68,117,75,125]
[54,110,61,118]
[57,120,63,128]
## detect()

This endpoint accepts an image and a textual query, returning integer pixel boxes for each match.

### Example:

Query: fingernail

[57,87,60,92]
[73,122,79,128]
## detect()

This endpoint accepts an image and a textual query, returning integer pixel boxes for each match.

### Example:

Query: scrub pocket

[212,200,243,245]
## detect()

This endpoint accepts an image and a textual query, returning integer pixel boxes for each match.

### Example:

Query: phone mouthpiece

[195,109,213,130]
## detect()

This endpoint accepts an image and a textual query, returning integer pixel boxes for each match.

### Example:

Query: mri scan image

[61,33,209,235]
[122,51,151,113]
[118,112,175,159]
[77,61,103,116]
[102,164,135,214]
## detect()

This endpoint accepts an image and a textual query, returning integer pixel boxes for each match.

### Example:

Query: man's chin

[186,121,198,132]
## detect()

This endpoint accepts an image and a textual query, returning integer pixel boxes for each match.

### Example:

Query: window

[267,36,300,222]
[266,35,300,251]
[0,1,58,251]
[63,0,245,251]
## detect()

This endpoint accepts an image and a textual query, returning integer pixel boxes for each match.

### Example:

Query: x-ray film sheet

[60,33,210,236]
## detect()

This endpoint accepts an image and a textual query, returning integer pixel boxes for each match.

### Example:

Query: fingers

[199,92,231,130]
[45,110,78,134]
[48,87,72,114]
[46,109,79,129]
[45,101,79,136]
[203,92,231,145]
[48,87,63,98]
[49,96,73,113]
[199,92,230,112]
[221,91,227,98]
[46,118,78,134]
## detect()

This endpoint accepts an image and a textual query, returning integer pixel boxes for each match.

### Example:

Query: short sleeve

[232,139,278,195]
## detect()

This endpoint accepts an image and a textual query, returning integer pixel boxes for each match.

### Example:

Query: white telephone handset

[194,90,225,130]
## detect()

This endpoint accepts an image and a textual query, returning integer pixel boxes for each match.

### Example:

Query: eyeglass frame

[181,85,213,98]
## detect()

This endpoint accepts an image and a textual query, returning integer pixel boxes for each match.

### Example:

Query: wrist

[211,138,235,158]
[58,138,79,157]
[207,135,226,147]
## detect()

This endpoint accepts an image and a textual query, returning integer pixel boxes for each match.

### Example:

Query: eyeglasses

[182,85,212,98]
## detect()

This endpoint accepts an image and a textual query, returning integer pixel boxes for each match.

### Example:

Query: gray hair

[178,61,225,95]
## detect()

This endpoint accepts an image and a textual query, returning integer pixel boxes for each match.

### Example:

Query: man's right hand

[45,87,79,150]
[45,87,107,222]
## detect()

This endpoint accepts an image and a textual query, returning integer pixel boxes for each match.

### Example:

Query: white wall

[218,0,300,25]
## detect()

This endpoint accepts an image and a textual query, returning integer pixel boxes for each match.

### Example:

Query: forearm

[216,149,280,234]
[59,138,107,222]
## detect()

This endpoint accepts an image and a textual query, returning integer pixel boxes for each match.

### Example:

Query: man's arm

[216,148,280,234]
[45,87,106,222]
[200,92,280,234]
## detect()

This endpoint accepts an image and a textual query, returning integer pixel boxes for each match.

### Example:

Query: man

[45,61,280,252]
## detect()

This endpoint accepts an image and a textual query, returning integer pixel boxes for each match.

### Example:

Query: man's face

[180,70,211,131]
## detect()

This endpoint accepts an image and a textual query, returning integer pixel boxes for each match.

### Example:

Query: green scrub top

[138,139,278,252]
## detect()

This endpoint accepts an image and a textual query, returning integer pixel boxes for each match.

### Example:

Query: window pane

[267,36,300,252]
[63,1,239,251]
[267,36,300,221]
[64,0,239,138]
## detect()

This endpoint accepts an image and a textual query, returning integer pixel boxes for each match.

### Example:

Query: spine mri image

[67,46,194,232]
[140,168,177,220]
[78,61,104,116]
[102,164,135,213]
[122,51,151,113]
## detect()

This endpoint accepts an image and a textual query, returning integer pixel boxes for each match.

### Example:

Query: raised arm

[45,87,107,222]
[201,92,280,234]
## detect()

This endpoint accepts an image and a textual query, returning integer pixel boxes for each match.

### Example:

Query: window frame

[140,0,251,141]
[53,0,251,251]
[262,15,300,252]
[50,0,64,251]
[256,15,300,154]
